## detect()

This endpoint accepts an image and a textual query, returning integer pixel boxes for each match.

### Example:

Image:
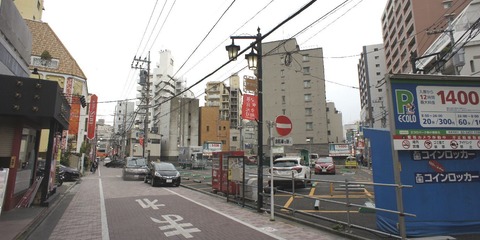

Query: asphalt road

[25,164,345,240]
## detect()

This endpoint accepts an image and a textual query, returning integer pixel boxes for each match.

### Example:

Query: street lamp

[226,28,264,212]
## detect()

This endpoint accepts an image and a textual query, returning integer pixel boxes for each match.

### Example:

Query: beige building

[25,19,89,155]
[326,102,344,144]
[204,81,230,120]
[13,0,44,21]
[262,38,339,156]
[382,0,470,74]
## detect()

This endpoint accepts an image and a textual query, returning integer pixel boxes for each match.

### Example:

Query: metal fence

[177,163,417,239]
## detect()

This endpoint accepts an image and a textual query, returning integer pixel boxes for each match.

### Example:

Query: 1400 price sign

[437,90,479,105]
[417,86,480,128]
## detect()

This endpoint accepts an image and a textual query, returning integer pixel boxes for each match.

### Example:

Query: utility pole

[122,99,127,159]
[132,52,151,160]
[426,12,458,75]
[380,101,387,128]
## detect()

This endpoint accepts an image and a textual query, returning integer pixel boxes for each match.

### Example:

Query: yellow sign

[10,156,16,168]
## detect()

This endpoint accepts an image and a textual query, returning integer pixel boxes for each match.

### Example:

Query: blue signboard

[368,74,480,237]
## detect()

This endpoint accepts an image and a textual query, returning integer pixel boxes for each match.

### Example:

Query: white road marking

[151,215,201,238]
[99,178,110,240]
[135,198,165,209]
[164,188,286,240]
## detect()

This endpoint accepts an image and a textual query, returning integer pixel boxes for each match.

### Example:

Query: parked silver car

[122,157,148,180]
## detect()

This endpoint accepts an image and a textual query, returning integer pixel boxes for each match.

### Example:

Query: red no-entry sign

[275,115,292,136]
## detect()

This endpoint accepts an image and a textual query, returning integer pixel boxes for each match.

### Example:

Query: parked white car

[270,156,311,188]
[103,157,111,166]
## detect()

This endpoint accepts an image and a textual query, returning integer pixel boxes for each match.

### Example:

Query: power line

[171,0,237,79]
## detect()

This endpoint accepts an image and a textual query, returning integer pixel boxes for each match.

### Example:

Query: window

[302,54,310,62]
[206,126,210,131]
[328,130,331,135]
[376,64,380,67]
[376,72,381,76]
[280,69,285,78]
[303,67,310,74]
[375,56,379,59]
[471,60,476,73]
[378,89,383,92]
[304,94,312,102]
[282,96,286,104]
[282,109,286,115]
[305,108,312,116]
[303,80,311,88]
[306,122,313,131]
[232,136,238,141]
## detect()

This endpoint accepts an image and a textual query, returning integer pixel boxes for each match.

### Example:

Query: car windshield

[126,158,147,167]
[316,158,333,163]
[154,163,176,171]
[273,160,298,167]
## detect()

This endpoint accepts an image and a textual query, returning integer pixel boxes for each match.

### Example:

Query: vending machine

[211,151,244,195]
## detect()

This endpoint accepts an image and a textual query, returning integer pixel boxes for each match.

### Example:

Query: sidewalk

[0,181,77,240]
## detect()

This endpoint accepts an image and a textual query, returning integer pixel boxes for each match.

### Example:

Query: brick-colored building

[199,107,230,151]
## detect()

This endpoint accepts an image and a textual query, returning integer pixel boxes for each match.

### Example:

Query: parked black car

[122,157,149,180]
[105,159,125,168]
[144,162,181,187]
[59,164,81,181]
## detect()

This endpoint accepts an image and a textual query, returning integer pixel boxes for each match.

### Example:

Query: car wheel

[151,177,156,187]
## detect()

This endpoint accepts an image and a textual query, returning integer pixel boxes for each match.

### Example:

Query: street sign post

[275,115,292,136]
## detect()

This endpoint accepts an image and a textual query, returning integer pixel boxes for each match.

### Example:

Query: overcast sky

[42,0,386,125]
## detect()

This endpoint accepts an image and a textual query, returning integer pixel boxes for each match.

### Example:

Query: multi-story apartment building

[95,119,113,158]
[203,75,243,151]
[326,102,345,144]
[229,74,242,129]
[113,101,135,135]
[113,101,135,157]
[204,81,230,120]
[136,50,200,160]
[357,44,388,129]
[262,38,338,156]
[417,0,480,76]
[381,0,470,74]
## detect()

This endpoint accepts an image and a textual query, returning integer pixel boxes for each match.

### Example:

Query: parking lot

[177,164,387,239]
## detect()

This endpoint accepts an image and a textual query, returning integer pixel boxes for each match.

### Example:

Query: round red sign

[275,115,292,136]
